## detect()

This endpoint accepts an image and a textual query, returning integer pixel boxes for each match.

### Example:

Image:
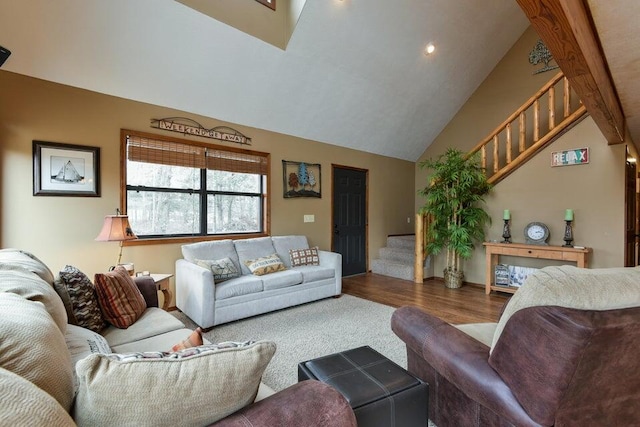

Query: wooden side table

[483,242,591,295]
[150,273,173,310]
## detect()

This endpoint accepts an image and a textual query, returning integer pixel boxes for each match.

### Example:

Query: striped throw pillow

[94,267,147,329]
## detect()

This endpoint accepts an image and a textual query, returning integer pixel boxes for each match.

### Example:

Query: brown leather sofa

[391,265,640,426]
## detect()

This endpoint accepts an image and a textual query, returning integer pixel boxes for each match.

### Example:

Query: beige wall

[0,70,415,306]
[415,27,552,207]
[415,26,627,283]
[473,116,625,282]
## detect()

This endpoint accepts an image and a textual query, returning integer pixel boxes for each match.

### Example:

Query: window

[121,130,269,241]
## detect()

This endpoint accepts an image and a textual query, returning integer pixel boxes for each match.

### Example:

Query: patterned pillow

[65,324,111,395]
[170,327,204,352]
[55,265,107,333]
[94,266,147,329]
[113,340,256,361]
[195,257,239,282]
[290,247,320,267]
[244,254,286,276]
[74,340,276,426]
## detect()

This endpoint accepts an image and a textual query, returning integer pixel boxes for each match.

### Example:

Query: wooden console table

[483,242,592,295]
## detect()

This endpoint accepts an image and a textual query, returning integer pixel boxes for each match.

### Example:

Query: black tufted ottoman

[298,346,428,427]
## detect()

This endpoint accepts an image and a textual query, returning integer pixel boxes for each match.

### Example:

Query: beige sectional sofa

[0,248,356,427]
[176,235,342,329]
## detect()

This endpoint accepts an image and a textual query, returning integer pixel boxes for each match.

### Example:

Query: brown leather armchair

[391,265,640,426]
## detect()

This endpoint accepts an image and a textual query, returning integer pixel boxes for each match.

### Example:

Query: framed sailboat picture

[33,141,101,197]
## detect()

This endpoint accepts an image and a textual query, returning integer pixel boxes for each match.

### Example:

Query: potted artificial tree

[418,148,492,288]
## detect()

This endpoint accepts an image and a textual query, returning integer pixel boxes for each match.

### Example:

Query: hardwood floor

[342,273,511,324]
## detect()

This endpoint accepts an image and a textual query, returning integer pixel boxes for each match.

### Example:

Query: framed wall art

[33,141,101,197]
[283,160,321,198]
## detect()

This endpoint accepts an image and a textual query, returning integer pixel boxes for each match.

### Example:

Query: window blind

[127,134,268,174]
[206,148,268,175]
[127,135,206,169]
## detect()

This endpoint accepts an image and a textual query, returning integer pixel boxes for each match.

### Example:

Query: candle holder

[563,220,574,247]
[501,219,512,244]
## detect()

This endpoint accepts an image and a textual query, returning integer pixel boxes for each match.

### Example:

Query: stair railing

[415,72,589,283]
[468,71,588,184]
[414,212,432,283]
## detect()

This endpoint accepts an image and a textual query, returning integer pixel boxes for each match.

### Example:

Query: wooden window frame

[120,129,271,246]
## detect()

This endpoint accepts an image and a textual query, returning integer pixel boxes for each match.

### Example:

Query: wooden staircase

[370,235,431,281]
[413,71,589,282]
[469,71,588,185]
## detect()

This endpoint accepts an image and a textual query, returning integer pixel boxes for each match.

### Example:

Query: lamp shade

[95,215,137,242]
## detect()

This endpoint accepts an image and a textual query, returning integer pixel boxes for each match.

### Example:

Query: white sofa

[176,235,342,329]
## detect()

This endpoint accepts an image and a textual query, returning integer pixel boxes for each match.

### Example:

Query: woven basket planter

[443,268,464,289]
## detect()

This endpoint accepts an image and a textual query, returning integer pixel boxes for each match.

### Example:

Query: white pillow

[244,254,286,276]
[65,324,111,395]
[74,340,276,427]
[66,324,111,364]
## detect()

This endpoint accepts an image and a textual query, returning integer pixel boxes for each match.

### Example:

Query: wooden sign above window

[150,117,251,146]
[255,0,275,10]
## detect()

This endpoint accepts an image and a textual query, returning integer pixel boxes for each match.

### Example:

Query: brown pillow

[171,328,204,352]
[94,267,147,329]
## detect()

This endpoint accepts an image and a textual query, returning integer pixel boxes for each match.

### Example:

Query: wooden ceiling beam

[516,0,626,144]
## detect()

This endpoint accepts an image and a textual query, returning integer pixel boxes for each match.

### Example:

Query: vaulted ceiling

[587,0,640,151]
[0,0,529,161]
[517,0,640,155]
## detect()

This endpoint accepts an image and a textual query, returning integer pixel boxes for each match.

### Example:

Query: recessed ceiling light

[424,43,435,55]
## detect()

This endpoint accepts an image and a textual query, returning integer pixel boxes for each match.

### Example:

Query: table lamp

[95,209,137,268]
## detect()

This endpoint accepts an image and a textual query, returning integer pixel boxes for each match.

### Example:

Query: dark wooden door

[332,166,367,276]
[625,160,638,266]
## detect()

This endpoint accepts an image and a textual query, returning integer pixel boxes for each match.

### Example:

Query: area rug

[173,295,437,426]
[172,294,407,391]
